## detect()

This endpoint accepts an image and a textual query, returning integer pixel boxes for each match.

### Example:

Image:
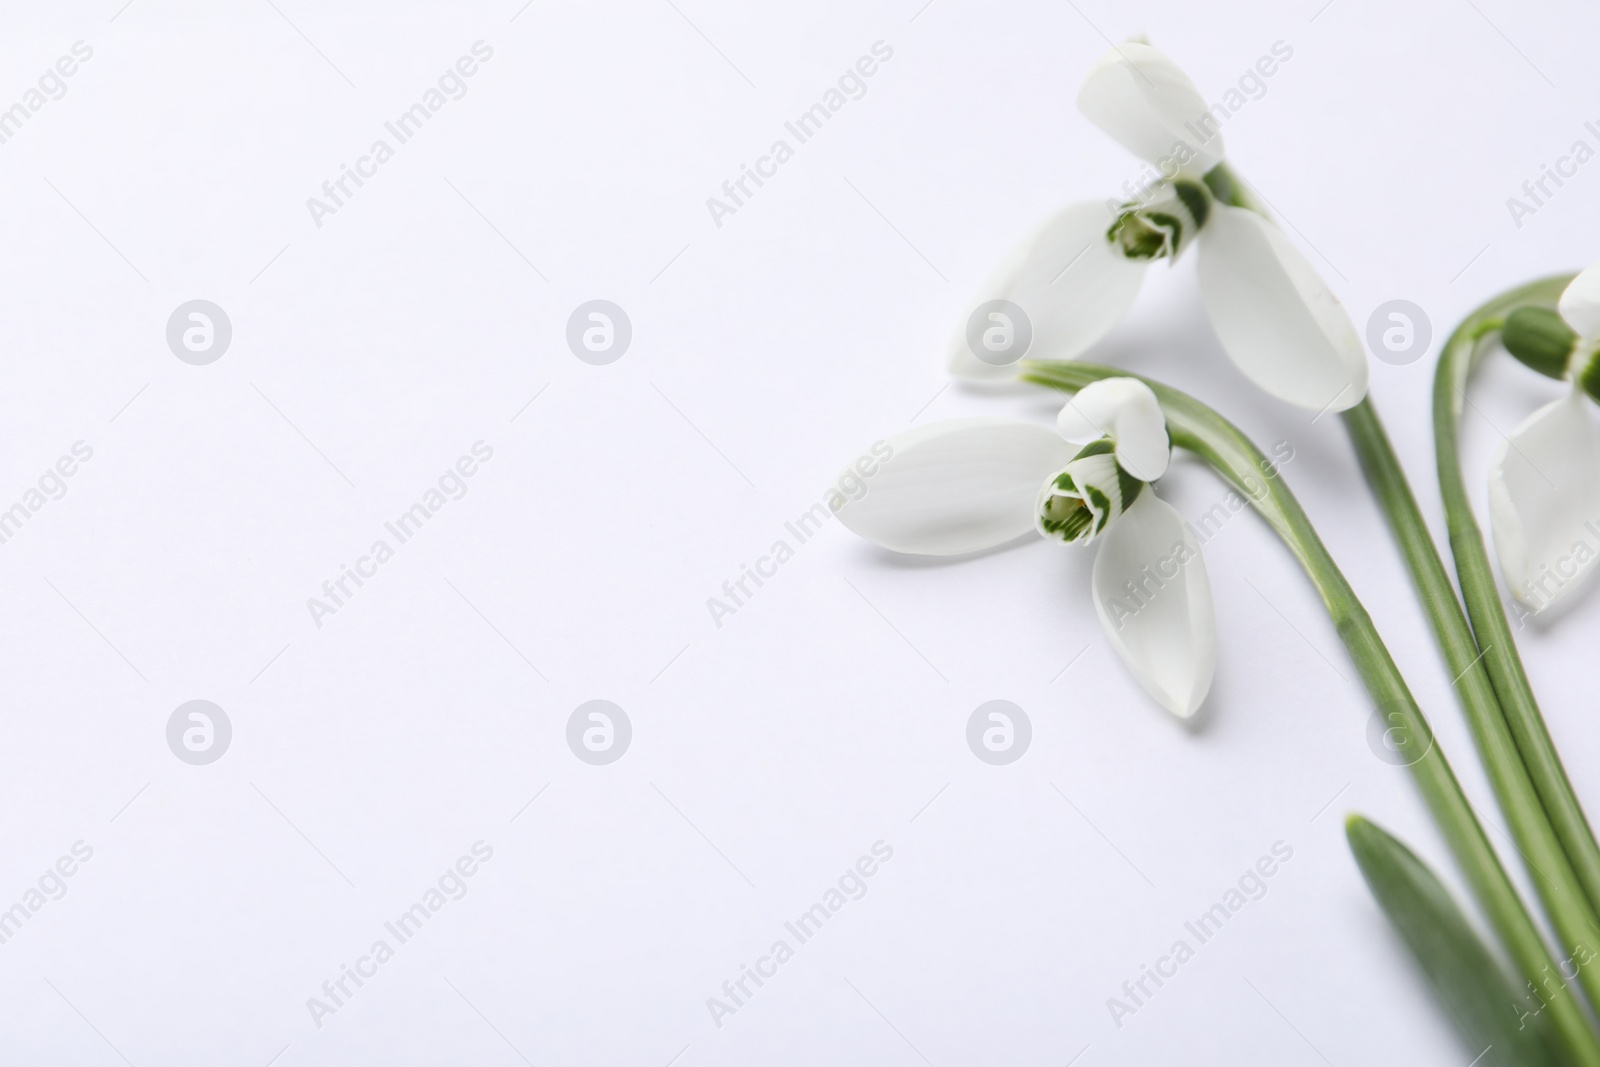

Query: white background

[0,0,1597,1063]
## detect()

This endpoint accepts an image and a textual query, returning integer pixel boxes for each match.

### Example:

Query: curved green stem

[1023,359,1600,1067]
[1344,399,1600,1011]
[1435,275,1600,928]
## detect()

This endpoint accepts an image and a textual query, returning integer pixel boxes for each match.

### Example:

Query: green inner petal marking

[1145,212,1183,250]
[1072,438,1115,460]
[1172,179,1211,230]
[1117,466,1146,513]
[1042,495,1093,541]
[1108,213,1167,260]
[1085,485,1113,533]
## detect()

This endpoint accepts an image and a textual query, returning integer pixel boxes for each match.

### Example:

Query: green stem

[1023,359,1600,1067]
[1207,158,1600,1014]
[1343,398,1600,1009]
[1434,275,1600,929]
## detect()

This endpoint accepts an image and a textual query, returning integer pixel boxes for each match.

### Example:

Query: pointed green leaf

[1347,815,1574,1067]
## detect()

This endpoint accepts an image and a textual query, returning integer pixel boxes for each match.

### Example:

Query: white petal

[1488,388,1600,613]
[948,200,1147,381]
[834,418,1073,555]
[1559,263,1600,341]
[1197,204,1369,412]
[1055,378,1170,482]
[1091,493,1216,717]
[1076,42,1225,175]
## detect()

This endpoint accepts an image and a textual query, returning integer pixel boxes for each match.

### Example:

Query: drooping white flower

[948,41,1369,415]
[1560,262,1600,341]
[1488,265,1600,613]
[835,379,1215,717]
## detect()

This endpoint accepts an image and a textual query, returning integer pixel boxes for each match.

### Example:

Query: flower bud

[1501,306,1578,380]
[1107,179,1211,262]
[1036,439,1146,545]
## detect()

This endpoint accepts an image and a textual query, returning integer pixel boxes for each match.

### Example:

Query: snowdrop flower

[949,41,1368,415]
[1487,264,1600,612]
[835,378,1215,717]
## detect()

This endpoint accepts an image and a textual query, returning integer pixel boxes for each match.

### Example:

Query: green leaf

[1347,815,1573,1067]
